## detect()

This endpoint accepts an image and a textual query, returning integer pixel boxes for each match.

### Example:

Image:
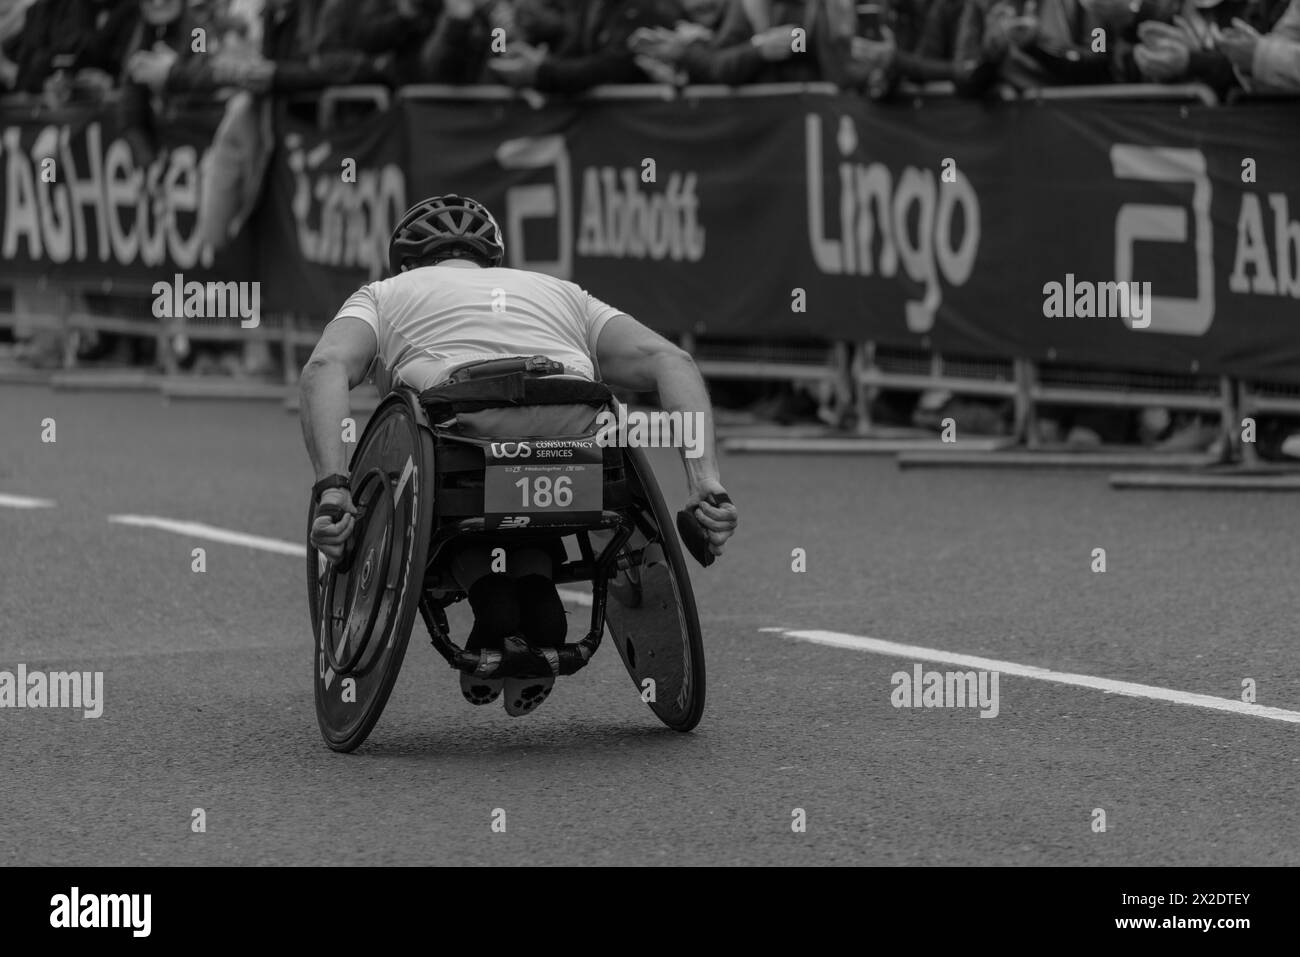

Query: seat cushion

[455,403,601,438]
[419,372,613,437]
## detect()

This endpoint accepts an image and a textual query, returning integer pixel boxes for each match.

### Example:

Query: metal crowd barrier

[0,277,314,393]
[396,82,840,103]
[1025,82,1219,105]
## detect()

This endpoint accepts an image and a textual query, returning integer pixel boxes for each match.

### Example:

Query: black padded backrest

[418,373,613,421]
[458,405,599,439]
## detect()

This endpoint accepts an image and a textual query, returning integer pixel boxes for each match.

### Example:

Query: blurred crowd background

[2,0,1299,452]
[1,0,1296,107]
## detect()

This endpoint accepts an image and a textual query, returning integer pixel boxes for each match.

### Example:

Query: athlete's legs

[452,545,564,651]
[514,573,568,649]
[452,544,567,715]
[452,545,552,591]
[463,573,520,654]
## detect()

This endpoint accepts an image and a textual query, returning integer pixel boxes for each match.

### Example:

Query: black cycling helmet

[388,194,505,275]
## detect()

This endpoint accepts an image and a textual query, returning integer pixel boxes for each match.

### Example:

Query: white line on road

[107,515,1286,721]
[107,515,308,557]
[107,513,595,606]
[0,493,56,509]
[762,627,1300,724]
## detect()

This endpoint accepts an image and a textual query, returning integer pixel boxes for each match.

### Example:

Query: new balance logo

[498,516,531,529]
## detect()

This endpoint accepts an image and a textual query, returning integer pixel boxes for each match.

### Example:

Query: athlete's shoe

[503,674,555,716]
[460,672,503,706]
[501,635,556,717]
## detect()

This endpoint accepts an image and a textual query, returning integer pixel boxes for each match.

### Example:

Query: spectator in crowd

[1081,0,1289,91]
[1220,0,1300,88]
[843,0,983,95]
[261,0,394,89]
[1135,0,1247,91]
[488,0,684,93]
[6,0,87,92]
[954,0,1114,90]
[626,0,808,85]
[1106,0,1290,95]
[118,0,396,261]
[118,0,202,165]
[628,0,863,86]
[119,0,259,166]
[118,0,272,372]
[316,0,440,85]
[418,0,519,84]
[5,0,136,98]
[515,0,571,46]
[0,0,33,90]
[80,1,145,86]
[417,0,579,84]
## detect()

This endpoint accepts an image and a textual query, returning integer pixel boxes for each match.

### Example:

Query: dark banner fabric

[397,93,1300,382]
[5,92,1299,381]
[258,103,408,315]
[0,103,254,285]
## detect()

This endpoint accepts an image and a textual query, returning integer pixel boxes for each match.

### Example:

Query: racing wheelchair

[306,357,726,752]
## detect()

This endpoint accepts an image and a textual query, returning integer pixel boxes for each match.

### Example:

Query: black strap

[312,475,354,525]
[312,473,350,500]
[419,373,613,418]
[448,355,566,383]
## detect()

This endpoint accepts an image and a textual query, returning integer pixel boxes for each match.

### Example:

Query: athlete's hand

[685,479,738,557]
[311,488,358,562]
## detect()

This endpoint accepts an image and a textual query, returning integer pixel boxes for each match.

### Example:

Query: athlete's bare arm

[595,314,739,556]
[300,317,377,560]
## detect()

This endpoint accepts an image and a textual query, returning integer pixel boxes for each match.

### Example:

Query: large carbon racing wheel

[307,394,436,752]
[604,446,707,732]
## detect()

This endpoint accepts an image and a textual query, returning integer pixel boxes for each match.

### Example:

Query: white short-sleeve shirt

[330,261,624,391]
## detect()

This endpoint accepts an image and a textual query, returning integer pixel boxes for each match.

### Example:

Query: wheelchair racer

[300,194,739,716]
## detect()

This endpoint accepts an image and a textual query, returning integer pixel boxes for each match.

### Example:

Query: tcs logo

[490,442,531,459]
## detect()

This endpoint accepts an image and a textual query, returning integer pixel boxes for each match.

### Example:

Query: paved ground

[1,383,1298,865]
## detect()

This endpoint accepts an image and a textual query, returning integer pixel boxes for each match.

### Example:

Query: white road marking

[558,589,592,607]
[762,627,1300,724]
[0,493,56,509]
[104,515,600,612]
[108,515,307,557]
[110,515,1283,722]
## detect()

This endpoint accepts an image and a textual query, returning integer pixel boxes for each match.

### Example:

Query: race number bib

[484,440,603,529]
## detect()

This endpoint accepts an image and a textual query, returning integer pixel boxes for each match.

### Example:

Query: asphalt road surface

[2,383,1299,865]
